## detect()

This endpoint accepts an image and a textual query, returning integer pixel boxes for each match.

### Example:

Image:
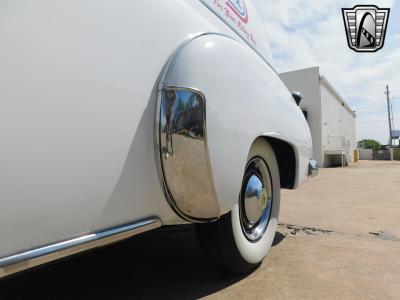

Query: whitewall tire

[196,138,280,273]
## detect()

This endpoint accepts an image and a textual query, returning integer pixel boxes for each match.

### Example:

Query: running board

[0,217,161,279]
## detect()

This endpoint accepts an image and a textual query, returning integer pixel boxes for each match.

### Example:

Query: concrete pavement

[1,160,399,299]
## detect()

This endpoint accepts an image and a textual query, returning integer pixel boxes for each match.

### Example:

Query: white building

[279,67,356,167]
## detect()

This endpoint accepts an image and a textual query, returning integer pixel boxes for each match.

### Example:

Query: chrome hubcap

[239,157,273,242]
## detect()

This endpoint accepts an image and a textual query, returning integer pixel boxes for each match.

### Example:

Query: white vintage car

[0,0,316,278]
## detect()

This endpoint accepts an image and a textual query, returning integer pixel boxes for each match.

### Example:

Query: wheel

[196,138,280,273]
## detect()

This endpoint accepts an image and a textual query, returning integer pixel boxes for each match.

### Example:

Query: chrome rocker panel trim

[0,217,161,279]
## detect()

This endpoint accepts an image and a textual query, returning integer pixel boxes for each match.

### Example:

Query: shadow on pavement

[0,225,283,299]
[272,231,285,246]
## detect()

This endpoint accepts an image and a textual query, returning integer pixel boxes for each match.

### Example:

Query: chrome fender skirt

[157,87,219,222]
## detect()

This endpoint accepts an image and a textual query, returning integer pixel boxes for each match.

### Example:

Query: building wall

[279,67,323,165]
[344,105,357,162]
[280,67,356,167]
[320,79,356,165]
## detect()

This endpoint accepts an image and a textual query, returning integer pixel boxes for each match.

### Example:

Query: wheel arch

[261,136,297,189]
[159,33,311,219]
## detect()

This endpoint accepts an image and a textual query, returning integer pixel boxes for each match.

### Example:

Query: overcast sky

[252,0,399,144]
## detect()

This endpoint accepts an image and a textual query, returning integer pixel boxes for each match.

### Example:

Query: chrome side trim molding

[158,87,220,222]
[0,217,161,279]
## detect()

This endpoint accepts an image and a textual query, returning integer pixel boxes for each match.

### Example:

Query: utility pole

[386,85,394,160]
[386,85,393,147]
[393,98,399,147]
[390,101,395,133]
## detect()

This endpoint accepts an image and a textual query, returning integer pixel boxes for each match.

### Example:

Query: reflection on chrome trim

[159,87,219,222]
[309,159,319,177]
[0,217,161,279]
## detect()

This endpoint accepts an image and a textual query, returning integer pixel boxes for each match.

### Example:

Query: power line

[357,118,400,124]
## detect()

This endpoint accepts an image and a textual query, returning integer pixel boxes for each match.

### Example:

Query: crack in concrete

[369,231,400,242]
[278,223,400,243]
[279,223,332,236]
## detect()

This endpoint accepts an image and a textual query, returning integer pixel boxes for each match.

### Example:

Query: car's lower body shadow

[0,225,266,299]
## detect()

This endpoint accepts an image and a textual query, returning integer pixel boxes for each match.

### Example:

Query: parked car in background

[0,0,315,278]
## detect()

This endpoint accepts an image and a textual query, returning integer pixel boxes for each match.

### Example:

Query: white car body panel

[0,0,312,262]
[164,34,311,214]
[199,0,273,61]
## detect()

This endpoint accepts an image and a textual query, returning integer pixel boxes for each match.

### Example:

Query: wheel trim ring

[239,157,273,243]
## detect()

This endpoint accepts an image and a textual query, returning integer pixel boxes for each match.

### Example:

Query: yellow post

[353,149,359,162]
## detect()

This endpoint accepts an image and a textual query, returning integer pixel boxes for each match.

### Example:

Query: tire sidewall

[231,139,281,264]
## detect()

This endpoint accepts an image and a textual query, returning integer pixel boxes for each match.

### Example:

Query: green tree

[358,139,382,149]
